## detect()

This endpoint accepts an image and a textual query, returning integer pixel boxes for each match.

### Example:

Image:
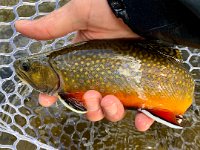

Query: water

[0,0,200,149]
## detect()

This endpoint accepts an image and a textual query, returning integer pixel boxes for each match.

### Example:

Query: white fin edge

[138,109,183,129]
[58,96,87,114]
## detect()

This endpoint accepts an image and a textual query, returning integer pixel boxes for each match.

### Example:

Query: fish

[14,39,195,129]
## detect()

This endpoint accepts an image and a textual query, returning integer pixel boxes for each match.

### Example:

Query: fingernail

[38,93,57,107]
[103,102,117,116]
[135,113,154,132]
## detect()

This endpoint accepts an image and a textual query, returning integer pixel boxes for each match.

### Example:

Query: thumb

[15,0,87,40]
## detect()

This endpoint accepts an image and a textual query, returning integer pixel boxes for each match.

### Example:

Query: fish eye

[21,62,30,72]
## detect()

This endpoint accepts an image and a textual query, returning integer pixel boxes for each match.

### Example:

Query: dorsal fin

[142,40,183,60]
[156,46,182,60]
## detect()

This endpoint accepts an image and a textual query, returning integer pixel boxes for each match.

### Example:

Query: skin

[15,0,154,131]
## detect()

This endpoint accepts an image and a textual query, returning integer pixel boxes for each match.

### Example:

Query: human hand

[38,91,154,132]
[15,0,154,131]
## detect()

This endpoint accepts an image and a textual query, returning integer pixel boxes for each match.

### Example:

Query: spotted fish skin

[14,39,194,127]
[48,39,194,115]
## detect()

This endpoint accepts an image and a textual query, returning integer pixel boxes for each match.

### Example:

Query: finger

[72,32,88,43]
[15,1,87,40]
[135,112,154,132]
[83,90,104,121]
[101,95,125,122]
[39,93,58,107]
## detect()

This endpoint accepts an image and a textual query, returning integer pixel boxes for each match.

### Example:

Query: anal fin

[138,108,183,129]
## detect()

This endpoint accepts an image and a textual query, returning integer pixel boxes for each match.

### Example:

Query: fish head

[14,56,59,95]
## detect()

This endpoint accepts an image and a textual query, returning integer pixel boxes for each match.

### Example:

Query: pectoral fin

[58,92,87,114]
[138,108,183,129]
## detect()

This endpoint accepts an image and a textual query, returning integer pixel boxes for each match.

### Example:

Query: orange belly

[112,92,191,115]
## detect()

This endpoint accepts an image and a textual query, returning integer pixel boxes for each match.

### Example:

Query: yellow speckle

[75,63,78,66]
[76,74,80,78]
[147,64,151,67]
[96,68,100,71]
[148,70,152,73]
[86,62,90,66]
[96,60,100,63]
[80,68,83,72]
[147,74,151,78]
[147,56,152,60]
[166,64,170,68]
[99,76,103,80]
[115,75,120,78]
[86,57,91,61]
[168,74,172,78]
[132,53,136,57]
[112,89,117,93]
[102,59,106,62]
[65,78,68,81]
[85,72,88,75]
[116,62,121,65]
[152,75,156,79]
[108,70,112,74]
[95,74,98,78]
[81,61,84,64]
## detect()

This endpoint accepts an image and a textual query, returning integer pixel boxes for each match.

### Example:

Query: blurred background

[0,0,199,149]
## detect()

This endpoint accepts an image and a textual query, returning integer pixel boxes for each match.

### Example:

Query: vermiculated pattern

[0,0,200,149]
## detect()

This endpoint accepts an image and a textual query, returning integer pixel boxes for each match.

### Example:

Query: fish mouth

[15,68,38,90]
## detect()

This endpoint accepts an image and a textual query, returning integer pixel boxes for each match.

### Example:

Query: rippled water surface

[0,0,200,149]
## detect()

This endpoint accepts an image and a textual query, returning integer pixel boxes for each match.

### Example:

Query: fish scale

[52,46,136,95]
[14,39,195,129]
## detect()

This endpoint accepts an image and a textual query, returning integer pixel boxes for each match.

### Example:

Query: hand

[15,0,154,131]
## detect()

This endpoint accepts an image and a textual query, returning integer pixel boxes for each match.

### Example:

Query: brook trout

[14,39,194,129]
